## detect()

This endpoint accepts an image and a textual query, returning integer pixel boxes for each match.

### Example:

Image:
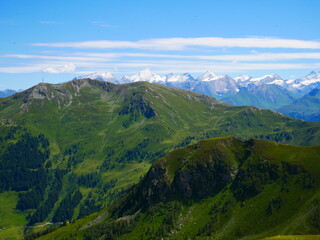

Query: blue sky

[1,0,320,90]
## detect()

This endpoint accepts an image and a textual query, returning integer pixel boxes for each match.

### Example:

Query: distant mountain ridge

[76,70,320,98]
[0,89,17,98]
[76,70,320,120]
[279,88,320,121]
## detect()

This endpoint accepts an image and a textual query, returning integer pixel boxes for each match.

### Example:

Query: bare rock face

[30,84,51,99]
[18,79,116,111]
[172,161,238,199]
[70,78,113,94]
[20,83,73,110]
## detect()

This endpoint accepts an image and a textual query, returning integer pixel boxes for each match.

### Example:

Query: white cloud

[0,66,45,73]
[1,61,320,74]
[32,37,320,50]
[75,60,320,74]
[42,63,76,73]
[3,50,320,74]
[5,52,320,62]
[4,54,110,62]
[186,52,320,61]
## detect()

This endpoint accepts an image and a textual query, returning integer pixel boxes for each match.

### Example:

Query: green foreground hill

[37,137,320,240]
[1,79,320,238]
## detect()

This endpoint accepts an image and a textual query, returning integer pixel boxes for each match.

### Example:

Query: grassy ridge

[37,137,320,240]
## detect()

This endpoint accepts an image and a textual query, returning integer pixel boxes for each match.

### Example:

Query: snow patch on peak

[304,71,320,80]
[197,71,222,82]
[91,72,114,79]
[123,69,165,83]
[234,75,251,82]
[75,72,118,81]
[267,79,286,86]
[251,74,280,82]
[137,69,155,79]
[166,73,194,82]
[306,71,317,77]
[249,74,283,86]
[292,70,320,87]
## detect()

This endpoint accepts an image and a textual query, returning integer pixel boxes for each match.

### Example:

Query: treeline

[111,138,165,164]
[232,159,315,202]
[28,169,67,225]
[16,174,47,210]
[52,190,83,222]
[83,201,182,240]
[78,172,101,188]
[0,133,49,170]
[84,219,135,240]
[24,224,61,240]
[78,192,101,219]
[0,132,50,192]
[119,95,155,128]
[28,170,106,225]
[0,168,47,192]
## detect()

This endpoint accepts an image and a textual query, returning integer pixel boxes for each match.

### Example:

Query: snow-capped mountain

[196,71,223,82]
[234,75,251,82]
[195,72,239,97]
[164,73,199,92]
[297,71,320,86]
[239,74,286,87]
[166,72,195,83]
[122,69,165,83]
[286,71,320,97]
[74,72,128,84]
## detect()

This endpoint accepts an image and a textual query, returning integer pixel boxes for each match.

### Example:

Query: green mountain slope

[278,88,320,121]
[36,137,320,240]
[1,79,320,234]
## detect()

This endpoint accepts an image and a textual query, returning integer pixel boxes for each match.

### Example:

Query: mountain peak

[203,70,216,77]
[182,72,193,77]
[197,71,221,81]
[73,71,127,84]
[75,71,115,80]
[234,75,251,82]
[137,68,155,79]
[307,71,317,76]
[304,70,320,80]
[272,73,282,79]
[123,69,165,83]
[165,73,195,82]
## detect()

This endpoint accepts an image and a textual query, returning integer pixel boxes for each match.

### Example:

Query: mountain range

[76,69,320,98]
[1,79,320,239]
[76,70,320,121]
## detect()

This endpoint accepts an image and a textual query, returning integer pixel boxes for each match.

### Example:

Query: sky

[1,0,320,90]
